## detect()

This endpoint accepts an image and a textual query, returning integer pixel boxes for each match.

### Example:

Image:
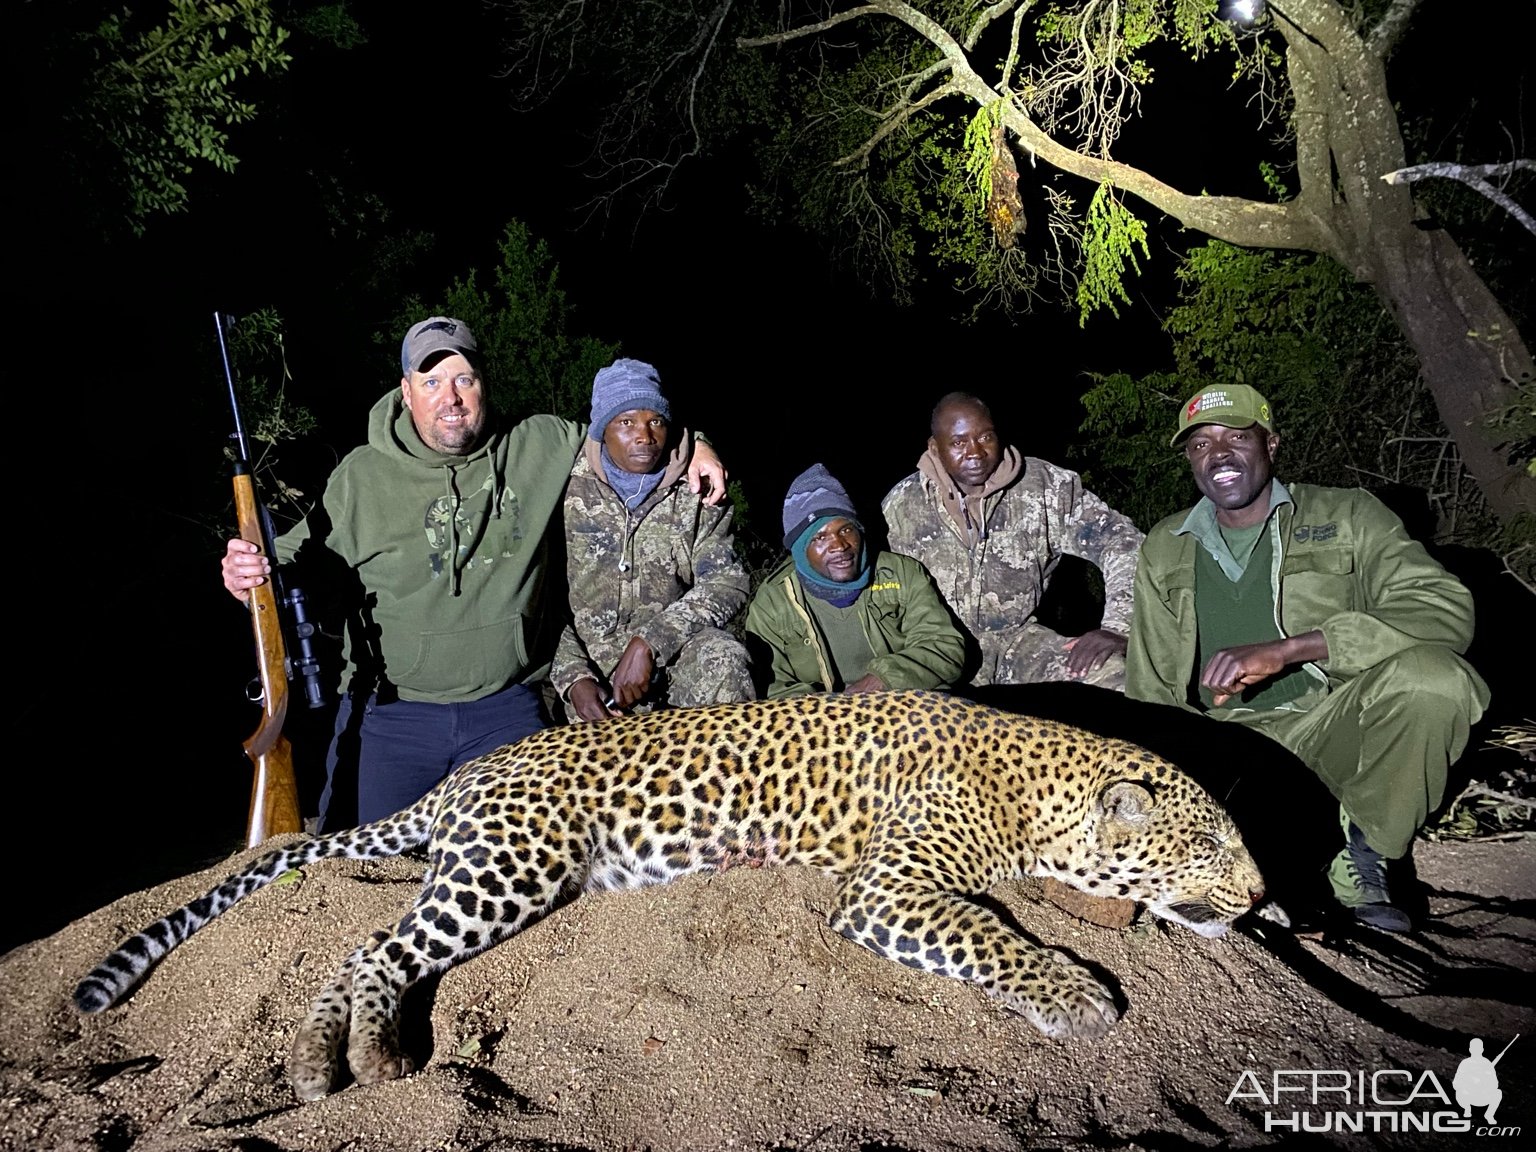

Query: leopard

[75,690,1265,1102]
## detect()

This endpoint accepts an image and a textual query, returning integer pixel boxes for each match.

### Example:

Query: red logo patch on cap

[1187,397,1202,417]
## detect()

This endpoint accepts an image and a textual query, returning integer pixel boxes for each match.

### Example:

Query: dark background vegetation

[13,1,1531,955]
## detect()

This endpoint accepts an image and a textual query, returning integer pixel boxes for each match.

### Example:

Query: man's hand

[1063,628,1127,678]
[688,441,728,507]
[609,635,657,709]
[222,538,271,603]
[843,673,886,695]
[568,677,621,722]
[1201,631,1328,706]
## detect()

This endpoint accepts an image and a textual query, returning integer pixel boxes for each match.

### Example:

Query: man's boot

[1327,816,1412,933]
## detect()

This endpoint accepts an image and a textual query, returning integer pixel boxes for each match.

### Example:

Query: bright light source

[1218,0,1269,28]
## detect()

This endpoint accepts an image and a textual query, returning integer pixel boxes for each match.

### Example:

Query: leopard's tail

[73,791,442,1015]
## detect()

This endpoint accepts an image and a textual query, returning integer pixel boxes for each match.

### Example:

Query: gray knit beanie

[782,463,861,548]
[589,358,671,441]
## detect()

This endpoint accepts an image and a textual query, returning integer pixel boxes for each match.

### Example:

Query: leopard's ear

[1098,781,1156,825]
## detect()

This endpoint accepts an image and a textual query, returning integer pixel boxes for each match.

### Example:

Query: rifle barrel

[218,311,306,846]
[1491,1032,1519,1066]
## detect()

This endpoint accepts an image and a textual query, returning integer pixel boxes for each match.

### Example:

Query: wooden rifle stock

[218,311,308,848]
[233,466,304,847]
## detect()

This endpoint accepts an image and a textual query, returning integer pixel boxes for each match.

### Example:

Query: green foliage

[962,104,1005,217]
[1038,0,1167,78]
[1077,240,1500,543]
[1258,161,1288,200]
[291,2,364,49]
[223,308,318,532]
[1076,184,1149,323]
[393,220,620,424]
[76,0,294,233]
[1077,368,1195,530]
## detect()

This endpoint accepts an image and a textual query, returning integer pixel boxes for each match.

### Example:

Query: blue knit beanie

[782,463,861,548]
[590,358,671,441]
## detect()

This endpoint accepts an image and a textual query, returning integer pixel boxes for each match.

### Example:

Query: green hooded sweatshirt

[277,389,585,703]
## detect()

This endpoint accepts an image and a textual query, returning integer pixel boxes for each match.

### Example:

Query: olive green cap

[1172,385,1274,447]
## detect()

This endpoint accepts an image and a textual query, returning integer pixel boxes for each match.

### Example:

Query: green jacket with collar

[1125,482,1482,715]
[744,551,967,699]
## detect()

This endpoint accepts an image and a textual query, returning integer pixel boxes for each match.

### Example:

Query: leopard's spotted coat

[76,691,1264,1100]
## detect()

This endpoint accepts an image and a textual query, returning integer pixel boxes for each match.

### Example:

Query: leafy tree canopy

[32,0,363,237]
[388,219,621,425]
[499,0,1534,527]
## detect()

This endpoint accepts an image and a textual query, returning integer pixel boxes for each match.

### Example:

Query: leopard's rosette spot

[73,692,1265,1100]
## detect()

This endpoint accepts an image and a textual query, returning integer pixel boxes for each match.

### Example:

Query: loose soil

[2,831,1530,1152]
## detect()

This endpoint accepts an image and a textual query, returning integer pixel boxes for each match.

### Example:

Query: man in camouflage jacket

[552,359,753,720]
[881,392,1143,689]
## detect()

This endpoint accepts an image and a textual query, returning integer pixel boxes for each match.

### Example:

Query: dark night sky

[16,3,1169,950]
[50,0,1198,520]
[16,3,1526,952]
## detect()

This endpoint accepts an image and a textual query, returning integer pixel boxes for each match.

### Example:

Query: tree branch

[1382,159,1536,236]
[737,5,882,47]
[742,0,1326,251]
[834,80,960,169]
[963,1,1023,51]
[1364,0,1422,58]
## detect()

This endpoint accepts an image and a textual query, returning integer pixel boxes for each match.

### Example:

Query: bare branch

[1504,548,1536,597]
[1454,784,1536,810]
[1382,159,1536,236]
[737,5,882,48]
[998,1,1031,93]
[834,81,960,170]
[963,1,1023,51]
[1364,0,1422,58]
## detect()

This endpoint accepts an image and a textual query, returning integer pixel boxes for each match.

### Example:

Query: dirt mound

[2,837,1530,1151]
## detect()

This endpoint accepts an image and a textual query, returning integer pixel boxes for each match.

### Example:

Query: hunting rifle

[216,312,327,847]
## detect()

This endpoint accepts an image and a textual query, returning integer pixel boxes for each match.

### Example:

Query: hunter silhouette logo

[1455,1035,1517,1125]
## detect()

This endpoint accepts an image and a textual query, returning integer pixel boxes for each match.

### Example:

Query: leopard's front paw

[1007,952,1121,1040]
[349,1036,416,1087]
[289,1031,341,1101]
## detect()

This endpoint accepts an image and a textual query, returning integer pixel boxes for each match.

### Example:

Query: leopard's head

[1044,772,1266,938]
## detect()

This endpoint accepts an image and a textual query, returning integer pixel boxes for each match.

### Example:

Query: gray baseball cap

[401,316,478,374]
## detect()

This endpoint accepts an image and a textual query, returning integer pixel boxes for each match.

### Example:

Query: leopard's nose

[1248,882,1266,906]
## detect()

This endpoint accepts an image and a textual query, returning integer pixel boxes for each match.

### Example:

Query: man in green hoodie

[1125,385,1489,933]
[221,317,727,828]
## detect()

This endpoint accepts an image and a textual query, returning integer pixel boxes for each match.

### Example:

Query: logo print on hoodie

[423,486,523,578]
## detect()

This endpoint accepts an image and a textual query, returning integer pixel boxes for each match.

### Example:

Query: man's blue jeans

[317,683,549,830]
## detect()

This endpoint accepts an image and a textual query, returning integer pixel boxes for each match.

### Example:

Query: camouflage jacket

[551,433,750,698]
[880,448,1144,664]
